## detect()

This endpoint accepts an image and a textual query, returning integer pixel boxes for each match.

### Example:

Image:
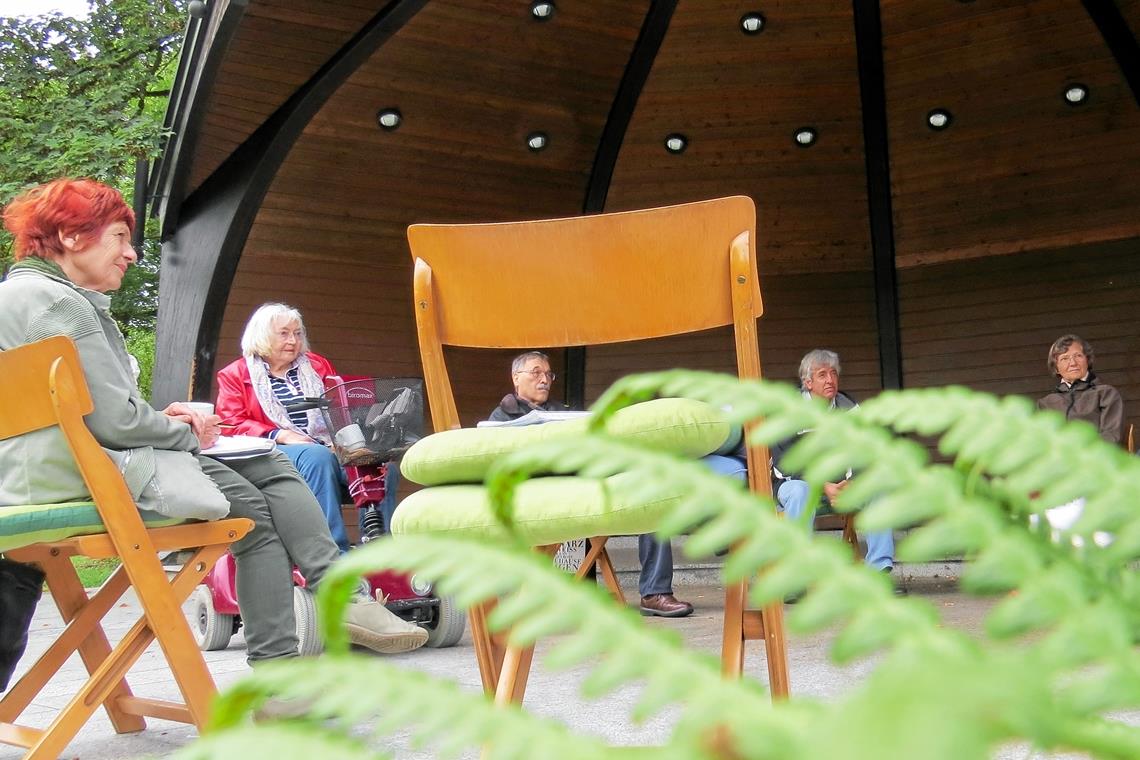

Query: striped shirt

[269,367,309,432]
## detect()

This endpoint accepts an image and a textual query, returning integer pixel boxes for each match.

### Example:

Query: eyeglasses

[516,369,556,381]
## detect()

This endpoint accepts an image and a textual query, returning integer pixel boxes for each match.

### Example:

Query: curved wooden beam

[1082,0,1140,107]
[153,0,429,406]
[852,0,902,391]
[150,0,248,237]
[566,0,677,408]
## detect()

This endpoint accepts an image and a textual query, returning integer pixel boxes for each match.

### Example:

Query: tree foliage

[0,0,186,330]
[174,373,1140,760]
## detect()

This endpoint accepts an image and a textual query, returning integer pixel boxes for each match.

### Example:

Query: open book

[476,409,590,428]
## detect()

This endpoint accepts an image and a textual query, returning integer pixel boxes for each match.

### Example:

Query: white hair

[798,349,841,386]
[240,302,309,359]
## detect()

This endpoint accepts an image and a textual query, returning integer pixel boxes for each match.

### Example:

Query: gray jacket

[0,264,228,519]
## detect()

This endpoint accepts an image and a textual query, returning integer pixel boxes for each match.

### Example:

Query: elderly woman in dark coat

[1038,334,1124,444]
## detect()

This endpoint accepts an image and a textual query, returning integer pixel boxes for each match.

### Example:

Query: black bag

[0,557,45,691]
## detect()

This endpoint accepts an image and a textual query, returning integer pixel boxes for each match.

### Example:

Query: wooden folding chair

[407,195,790,702]
[0,336,252,759]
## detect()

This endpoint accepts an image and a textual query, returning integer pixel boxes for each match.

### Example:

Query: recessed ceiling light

[664,133,688,154]
[376,108,401,131]
[793,127,817,147]
[526,132,548,151]
[1063,83,1089,105]
[740,12,765,34]
[926,108,952,130]
[531,1,554,20]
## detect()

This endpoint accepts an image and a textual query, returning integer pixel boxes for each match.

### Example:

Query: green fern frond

[176,655,665,760]
[314,534,814,755]
[182,370,1140,760]
[175,721,381,760]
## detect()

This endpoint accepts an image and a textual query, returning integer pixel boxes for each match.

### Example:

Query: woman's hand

[275,429,315,445]
[163,403,222,449]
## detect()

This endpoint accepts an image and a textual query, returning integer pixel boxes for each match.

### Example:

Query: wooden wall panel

[606,0,872,277]
[899,239,1140,442]
[883,0,1140,267]
[188,0,391,192]
[586,271,881,404]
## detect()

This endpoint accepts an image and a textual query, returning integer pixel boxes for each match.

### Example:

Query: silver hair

[798,349,841,386]
[1047,334,1094,375]
[511,351,550,374]
[240,302,310,359]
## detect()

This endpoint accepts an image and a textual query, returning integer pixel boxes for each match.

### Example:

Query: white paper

[476,410,590,428]
[201,434,277,460]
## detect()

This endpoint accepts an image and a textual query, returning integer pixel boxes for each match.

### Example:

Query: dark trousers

[0,558,45,691]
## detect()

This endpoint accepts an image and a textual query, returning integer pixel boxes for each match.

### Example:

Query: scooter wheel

[189,585,234,651]
[424,595,466,648]
[294,586,323,656]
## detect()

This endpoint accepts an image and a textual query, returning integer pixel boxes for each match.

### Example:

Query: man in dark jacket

[489,351,694,617]
[770,349,895,573]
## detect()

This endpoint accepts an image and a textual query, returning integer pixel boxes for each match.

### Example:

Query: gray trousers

[199,450,339,663]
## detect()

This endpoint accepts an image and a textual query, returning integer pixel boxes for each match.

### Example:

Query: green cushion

[391,472,682,545]
[401,397,732,486]
[0,502,184,554]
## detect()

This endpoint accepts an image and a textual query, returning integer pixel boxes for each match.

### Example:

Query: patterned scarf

[244,353,331,444]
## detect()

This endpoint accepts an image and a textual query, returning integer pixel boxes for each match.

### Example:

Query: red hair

[2,178,135,261]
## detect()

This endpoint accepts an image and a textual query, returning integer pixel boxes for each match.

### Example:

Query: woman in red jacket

[215,303,352,552]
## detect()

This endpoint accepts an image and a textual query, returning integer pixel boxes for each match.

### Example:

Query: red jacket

[215,352,338,438]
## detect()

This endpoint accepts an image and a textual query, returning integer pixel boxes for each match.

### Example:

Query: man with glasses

[488,351,694,618]
[488,351,568,421]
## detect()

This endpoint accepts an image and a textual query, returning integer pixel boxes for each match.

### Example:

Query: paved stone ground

[1,574,1131,759]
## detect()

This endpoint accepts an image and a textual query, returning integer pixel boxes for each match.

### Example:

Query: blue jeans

[776,479,894,570]
[638,454,749,596]
[278,443,350,554]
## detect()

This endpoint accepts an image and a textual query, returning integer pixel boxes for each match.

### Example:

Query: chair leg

[131,545,227,728]
[17,545,228,759]
[468,602,501,695]
[721,579,746,678]
[493,642,537,706]
[759,602,789,699]
[591,546,625,604]
[0,550,144,734]
[721,579,790,699]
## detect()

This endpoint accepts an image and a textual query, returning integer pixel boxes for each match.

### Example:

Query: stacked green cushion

[0,501,183,553]
[392,472,684,545]
[395,398,733,541]
[401,397,731,486]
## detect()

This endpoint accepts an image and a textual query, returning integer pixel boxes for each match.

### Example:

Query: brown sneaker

[639,593,694,618]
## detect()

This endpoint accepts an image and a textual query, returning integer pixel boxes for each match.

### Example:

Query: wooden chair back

[0,337,251,759]
[407,196,789,699]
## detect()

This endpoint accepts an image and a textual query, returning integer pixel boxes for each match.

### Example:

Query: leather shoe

[639,593,694,618]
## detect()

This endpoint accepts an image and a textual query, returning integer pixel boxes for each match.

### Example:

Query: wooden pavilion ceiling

[154,0,1140,435]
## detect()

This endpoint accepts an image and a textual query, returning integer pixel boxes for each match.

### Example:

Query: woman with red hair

[0,179,426,668]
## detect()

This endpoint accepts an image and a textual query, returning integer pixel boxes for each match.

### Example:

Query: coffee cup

[184,401,215,417]
[335,424,366,450]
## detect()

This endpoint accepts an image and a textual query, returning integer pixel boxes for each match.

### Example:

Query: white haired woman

[1038,334,1124,444]
[215,303,400,553]
[215,303,348,551]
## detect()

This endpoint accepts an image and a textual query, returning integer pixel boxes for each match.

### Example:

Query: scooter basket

[320,378,424,466]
